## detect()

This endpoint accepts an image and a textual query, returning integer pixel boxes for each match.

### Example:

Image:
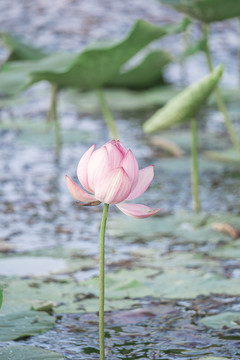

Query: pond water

[0,1,240,359]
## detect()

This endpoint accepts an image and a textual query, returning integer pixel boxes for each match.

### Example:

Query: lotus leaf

[159,0,240,23]
[204,149,240,165]
[200,311,240,329]
[0,345,64,360]
[107,50,171,89]
[0,310,55,341]
[0,31,46,61]
[143,65,223,133]
[0,285,3,309]
[0,19,190,95]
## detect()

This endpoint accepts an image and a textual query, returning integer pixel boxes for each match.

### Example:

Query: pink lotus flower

[65,140,160,219]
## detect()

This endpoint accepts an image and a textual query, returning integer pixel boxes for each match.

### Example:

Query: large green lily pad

[0,310,55,341]
[0,31,46,62]
[3,265,240,315]
[159,0,240,23]
[0,345,64,360]
[135,250,219,270]
[0,19,190,95]
[1,210,240,315]
[0,275,137,314]
[109,211,232,244]
[87,267,240,299]
[200,311,240,329]
[209,241,240,260]
[108,50,171,89]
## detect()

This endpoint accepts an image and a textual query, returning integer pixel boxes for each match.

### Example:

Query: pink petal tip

[65,175,97,204]
[116,202,160,219]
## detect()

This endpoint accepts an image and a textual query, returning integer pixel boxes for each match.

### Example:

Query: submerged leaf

[159,0,240,23]
[143,65,223,133]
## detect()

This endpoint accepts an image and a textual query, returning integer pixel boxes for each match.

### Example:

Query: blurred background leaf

[0,31,46,62]
[143,65,224,133]
[159,0,240,22]
[0,18,190,95]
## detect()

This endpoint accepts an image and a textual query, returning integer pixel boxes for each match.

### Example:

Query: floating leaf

[0,120,98,146]
[62,86,181,113]
[0,95,25,108]
[0,276,135,314]
[204,149,240,164]
[198,358,229,360]
[0,19,190,95]
[0,31,46,61]
[136,250,219,271]
[143,65,224,133]
[159,0,240,23]
[200,311,240,329]
[145,270,240,299]
[0,256,67,277]
[109,211,232,244]
[0,53,76,94]
[61,86,240,113]
[107,50,171,89]
[0,310,55,341]
[0,285,3,309]
[0,345,64,360]
[209,240,240,260]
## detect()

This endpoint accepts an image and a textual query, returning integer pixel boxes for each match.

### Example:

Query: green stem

[238,18,240,87]
[181,25,191,85]
[99,203,109,360]
[203,24,240,156]
[47,84,62,156]
[97,89,118,140]
[191,119,200,213]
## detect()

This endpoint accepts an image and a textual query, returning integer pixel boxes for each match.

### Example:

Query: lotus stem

[99,203,109,360]
[191,119,200,213]
[203,24,240,156]
[47,84,62,156]
[97,89,118,140]
[238,18,240,86]
[181,25,191,85]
